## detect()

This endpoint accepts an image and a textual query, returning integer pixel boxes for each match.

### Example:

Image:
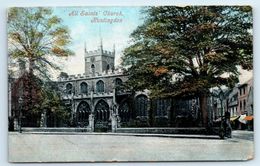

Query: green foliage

[12,72,68,121]
[8,7,74,79]
[8,8,73,122]
[123,6,253,98]
[40,83,70,121]
[59,72,69,78]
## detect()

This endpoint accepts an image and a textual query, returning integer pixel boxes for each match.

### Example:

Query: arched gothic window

[155,99,169,116]
[66,83,73,95]
[119,102,130,122]
[115,78,123,87]
[80,82,88,94]
[135,95,148,117]
[106,64,110,73]
[94,100,109,122]
[76,101,91,127]
[96,80,104,93]
[91,64,95,74]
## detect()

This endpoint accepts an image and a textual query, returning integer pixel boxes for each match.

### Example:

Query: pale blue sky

[52,7,144,75]
[50,6,252,83]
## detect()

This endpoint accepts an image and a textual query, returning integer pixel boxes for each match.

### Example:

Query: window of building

[66,83,73,95]
[155,99,169,117]
[96,80,104,93]
[80,82,88,94]
[94,100,109,122]
[76,101,91,126]
[115,78,123,87]
[106,64,110,73]
[91,64,95,74]
[119,102,130,122]
[244,100,246,111]
[135,95,148,117]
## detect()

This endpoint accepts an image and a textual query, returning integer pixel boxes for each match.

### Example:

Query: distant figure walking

[224,110,232,138]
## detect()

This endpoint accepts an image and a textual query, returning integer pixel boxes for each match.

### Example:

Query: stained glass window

[96,80,104,93]
[119,102,130,122]
[135,95,148,117]
[80,82,88,94]
[66,83,72,95]
[76,101,91,126]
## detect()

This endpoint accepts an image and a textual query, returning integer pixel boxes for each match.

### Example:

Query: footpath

[9,130,221,139]
[11,127,254,140]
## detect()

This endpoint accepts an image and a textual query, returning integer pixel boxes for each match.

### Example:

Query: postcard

[8,6,254,162]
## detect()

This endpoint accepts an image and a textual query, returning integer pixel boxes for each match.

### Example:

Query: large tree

[122,6,253,127]
[8,7,74,79]
[8,7,74,123]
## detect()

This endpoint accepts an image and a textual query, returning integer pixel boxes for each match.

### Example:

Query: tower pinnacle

[99,26,103,53]
[84,41,87,53]
[100,37,103,53]
[113,44,115,55]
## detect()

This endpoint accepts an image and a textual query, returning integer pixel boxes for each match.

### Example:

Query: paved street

[9,131,254,162]
[232,130,254,141]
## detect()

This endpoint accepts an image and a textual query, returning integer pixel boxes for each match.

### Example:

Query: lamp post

[18,96,23,133]
[219,90,225,139]
[67,87,75,127]
[219,91,224,120]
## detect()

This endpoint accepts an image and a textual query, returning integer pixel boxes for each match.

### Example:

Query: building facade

[228,86,239,117]
[56,42,129,131]
[8,40,202,132]
[211,78,254,130]
[238,78,253,115]
[55,41,201,131]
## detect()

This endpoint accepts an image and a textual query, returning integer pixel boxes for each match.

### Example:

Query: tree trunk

[28,58,35,107]
[29,58,35,75]
[28,58,34,111]
[199,94,208,128]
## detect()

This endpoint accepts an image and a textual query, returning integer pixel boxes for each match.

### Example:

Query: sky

[49,6,253,83]
[51,7,144,77]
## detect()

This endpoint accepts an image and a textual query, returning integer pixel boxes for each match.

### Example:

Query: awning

[244,116,254,121]
[239,114,247,124]
[214,117,222,122]
[230,116,239,121]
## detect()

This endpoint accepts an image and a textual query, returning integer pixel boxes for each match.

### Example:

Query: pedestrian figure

[224,110,232,138]
[117,115,121,128]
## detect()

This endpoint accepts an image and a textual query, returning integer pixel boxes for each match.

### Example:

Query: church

[56,40,200,132]
[57,40,130,132]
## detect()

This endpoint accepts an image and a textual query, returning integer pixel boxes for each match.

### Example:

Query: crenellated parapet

[85,49,115,57]
[61,91,114,100]
[57,69,125,82]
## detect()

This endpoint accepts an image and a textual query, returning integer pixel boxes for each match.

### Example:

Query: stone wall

[58,74,127,95]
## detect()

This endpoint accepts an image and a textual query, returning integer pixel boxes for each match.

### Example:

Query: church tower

[84,40,115,75]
